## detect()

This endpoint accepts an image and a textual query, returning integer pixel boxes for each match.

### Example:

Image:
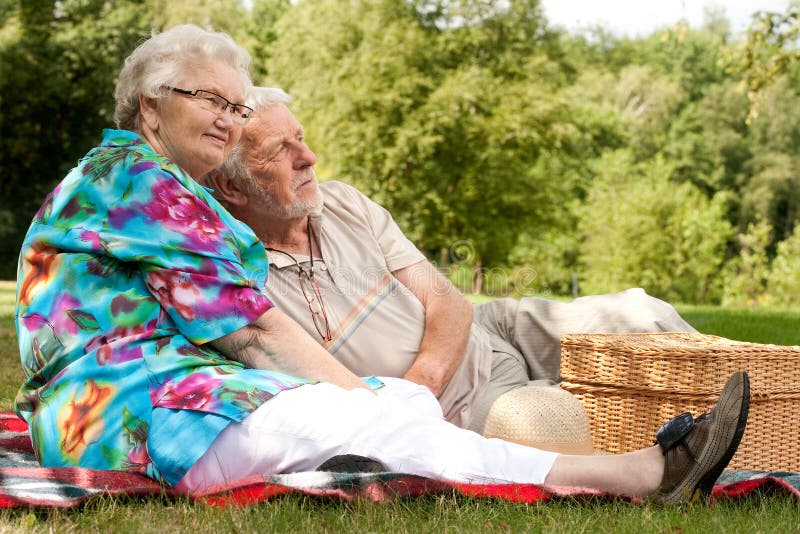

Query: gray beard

[253,171,324,220]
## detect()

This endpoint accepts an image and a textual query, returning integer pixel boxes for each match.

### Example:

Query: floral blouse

[15,129,315,485]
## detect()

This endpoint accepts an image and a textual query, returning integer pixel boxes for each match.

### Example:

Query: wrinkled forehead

[243,104,303,150]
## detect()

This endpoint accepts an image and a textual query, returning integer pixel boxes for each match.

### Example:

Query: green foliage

[508,228,580,296]
[740,6,800,122]
[569,65,685,160]
[266,0,617,273]
[244,0,291,81]
[147,0,248,34]
[4,0,800,304]
[578,151,731,304]
[766,223,800,307]
[663,80,750,198]
[741,151,800,241]
[0,0,152,278]
[643,22,731,100]
[722,219,772,307]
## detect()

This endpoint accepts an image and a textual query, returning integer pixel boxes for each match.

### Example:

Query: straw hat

[482,385,595,455]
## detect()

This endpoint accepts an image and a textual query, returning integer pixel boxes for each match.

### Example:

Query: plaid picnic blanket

[0,413,797,508]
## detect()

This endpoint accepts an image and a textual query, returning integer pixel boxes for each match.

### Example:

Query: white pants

[176,377,558,492]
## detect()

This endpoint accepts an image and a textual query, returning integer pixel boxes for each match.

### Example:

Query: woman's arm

[210,307,370,391]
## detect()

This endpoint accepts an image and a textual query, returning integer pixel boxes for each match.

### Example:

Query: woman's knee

[376,377,443,419]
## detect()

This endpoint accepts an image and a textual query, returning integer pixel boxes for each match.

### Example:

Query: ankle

[641,445,666,495]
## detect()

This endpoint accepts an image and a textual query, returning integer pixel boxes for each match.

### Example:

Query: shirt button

[318,263,328,271]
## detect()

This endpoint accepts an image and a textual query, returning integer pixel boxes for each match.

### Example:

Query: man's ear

[139,94,160,131]
[206,169,249,207]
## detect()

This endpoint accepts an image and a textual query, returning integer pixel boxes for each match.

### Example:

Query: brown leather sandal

[654,371,750,504]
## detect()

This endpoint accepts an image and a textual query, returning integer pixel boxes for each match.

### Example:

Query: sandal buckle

[655,412,695,453]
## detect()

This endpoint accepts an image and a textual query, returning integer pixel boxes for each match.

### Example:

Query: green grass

[1,283,798,532]
[1,493,798,533]
[0,282,22,411]
[677,305,800,346]
[0,281,14,316]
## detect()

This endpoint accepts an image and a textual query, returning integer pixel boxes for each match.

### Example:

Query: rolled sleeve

[144,268,273,345]
[330,181,425,272]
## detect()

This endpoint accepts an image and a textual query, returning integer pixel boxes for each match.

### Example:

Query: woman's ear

[139,93,160,132]
[205,169,249,207]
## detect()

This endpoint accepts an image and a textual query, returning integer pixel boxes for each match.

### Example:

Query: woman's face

[141,61,245,179]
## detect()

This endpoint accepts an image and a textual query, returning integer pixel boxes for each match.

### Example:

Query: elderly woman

[15,24,365,487]
[15,25,748,504]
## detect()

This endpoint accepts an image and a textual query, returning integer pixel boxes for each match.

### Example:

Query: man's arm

[210,307,370,391]
[393,259,473,397]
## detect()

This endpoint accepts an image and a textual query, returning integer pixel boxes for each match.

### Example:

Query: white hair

[219,86,293,190]
[246,86,293,109]
[213,86,323,218]
[114,24,253,132]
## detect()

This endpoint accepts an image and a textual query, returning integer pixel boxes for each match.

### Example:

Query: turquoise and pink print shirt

[15,129,314,485]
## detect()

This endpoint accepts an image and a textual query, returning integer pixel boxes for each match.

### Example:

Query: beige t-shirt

[263,181,492,428]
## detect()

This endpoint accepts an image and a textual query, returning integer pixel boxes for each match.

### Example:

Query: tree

[578,151,731,304]
[0,0,151,277]
[741,152,800,242]
[663,81,750,199]
[722,219,771,307]
[147,0,248,34]
[244,0,291,82]
[569,65,685,160]
[766,223,800,307]
[734,76,800,242]
[265,0,591,290]
[636,22,731,102]
[740,4,800,121]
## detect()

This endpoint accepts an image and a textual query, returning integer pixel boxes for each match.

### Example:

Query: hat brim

[482,385,596,456]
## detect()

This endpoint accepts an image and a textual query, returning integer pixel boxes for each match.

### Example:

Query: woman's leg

[545,446,664,497]
[547,370,749,503]
[176,381,558,491]
[177,372,747,506]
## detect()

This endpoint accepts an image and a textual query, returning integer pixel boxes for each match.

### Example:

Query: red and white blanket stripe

[0,413,796,508]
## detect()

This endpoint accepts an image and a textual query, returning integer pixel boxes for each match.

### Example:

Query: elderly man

[206,87,696,434]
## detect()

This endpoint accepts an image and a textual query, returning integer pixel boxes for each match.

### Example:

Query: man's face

[243,104,322,219]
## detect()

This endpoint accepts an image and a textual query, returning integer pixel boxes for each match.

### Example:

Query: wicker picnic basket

[559,332,800,472]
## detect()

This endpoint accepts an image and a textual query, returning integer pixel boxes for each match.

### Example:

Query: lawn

[0,282,798,532]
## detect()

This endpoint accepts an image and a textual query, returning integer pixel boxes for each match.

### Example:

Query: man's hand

[393,260,473,397]
[210,307,371,391]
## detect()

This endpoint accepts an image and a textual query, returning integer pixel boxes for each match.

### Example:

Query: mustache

[292,169,317,188]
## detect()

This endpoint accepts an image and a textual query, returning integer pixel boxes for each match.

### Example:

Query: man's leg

[475,288,696,381]
[467,348,528,433]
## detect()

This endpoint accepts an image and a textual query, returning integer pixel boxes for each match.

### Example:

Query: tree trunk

[471,258,483,295]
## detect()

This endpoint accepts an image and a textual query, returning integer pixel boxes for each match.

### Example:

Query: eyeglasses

[297,269,332,343]
[265,247,332,343]
[162,86,254,123]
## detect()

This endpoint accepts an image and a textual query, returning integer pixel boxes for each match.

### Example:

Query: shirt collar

[98,129,185,179]
[100,128,146,148]
[266,250,312,269]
